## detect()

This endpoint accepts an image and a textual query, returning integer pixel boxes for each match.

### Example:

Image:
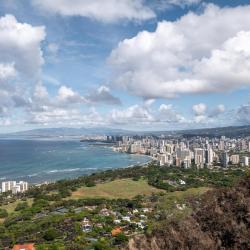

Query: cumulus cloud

[167,0,202,7]
[32,0,155,22]
[192,103,207,116]
[0,63,16,82]
[108,103,186,126]
[0,14,45,78]
[109,4,250,99]
[0,118,11,126]
[47,43,59,54]
[109,105,155,125]
[158,104,185,123]
[236,105,250,124]
[144,99,155,107]
[28,106,105,126]
[30,83,86,112]
[191,103,226,124]
[208,104,225,118]
[56,85,87,104]
[86,85,121,105]
[0,15,45,120]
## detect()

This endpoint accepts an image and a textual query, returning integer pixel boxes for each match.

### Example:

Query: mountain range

[1,125,250,138]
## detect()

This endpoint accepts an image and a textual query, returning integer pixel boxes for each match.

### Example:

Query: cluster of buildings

[1,180,29,194]
[79,206,151,235]
[114,135,250,168]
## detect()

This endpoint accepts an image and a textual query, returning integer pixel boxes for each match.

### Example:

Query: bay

[0,139,150,184]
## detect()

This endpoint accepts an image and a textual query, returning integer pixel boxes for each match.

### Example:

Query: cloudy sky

[0,0,250,133]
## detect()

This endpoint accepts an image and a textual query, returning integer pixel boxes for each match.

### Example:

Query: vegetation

[0,208,8,218]
[0,163,248,249]
[70,179,162,199]
[126,174,250,250]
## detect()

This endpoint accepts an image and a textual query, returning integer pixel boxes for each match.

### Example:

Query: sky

[0,0,250,133]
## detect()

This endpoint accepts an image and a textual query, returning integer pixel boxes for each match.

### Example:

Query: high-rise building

[240,140,247,151]
[165,144,174,154]
[241,156,249,166]
[205,147,214,165]
[221,152,229,167]
[13,181,29,194]
[194,148,205,168]
[1,181,28,194]
[219,140,225,151]
[2,181,16,193]
[230,154,240,165]
[158,153,173,166]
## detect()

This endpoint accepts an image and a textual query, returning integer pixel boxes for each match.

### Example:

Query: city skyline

[0,0,250,133]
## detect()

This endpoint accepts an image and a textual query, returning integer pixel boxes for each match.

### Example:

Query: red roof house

[12,243,35,250]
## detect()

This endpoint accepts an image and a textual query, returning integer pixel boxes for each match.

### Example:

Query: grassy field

[0,198,33,214]
[155,187,211,224]
[159,187,211,210]
[161,187,211,203]
[70,179,164,199]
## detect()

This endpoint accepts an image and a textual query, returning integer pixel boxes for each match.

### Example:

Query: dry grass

[70,179,164,199]
[0,198,33,214]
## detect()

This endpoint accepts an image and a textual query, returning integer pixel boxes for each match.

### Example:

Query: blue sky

[0,0,250,133]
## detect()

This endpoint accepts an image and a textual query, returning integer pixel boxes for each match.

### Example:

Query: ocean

[0,139,150,184]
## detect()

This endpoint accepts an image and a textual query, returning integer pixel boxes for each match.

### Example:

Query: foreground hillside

[0,165,248,249]
[125,174,250,250]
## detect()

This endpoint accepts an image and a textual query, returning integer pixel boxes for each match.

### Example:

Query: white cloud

[108,103,186,126]
[167,0,202,7]
[28,106,105,127]
[208,104,225,118]
[56,85,86,104]
[144,99,155,107]
[236,105,250,124]
[158,104,185,123]
[193,115,207,124]
[109,4,250,99]
[33,83,50,101]
[192,103,207,116]
[191,103,227,124]
[159,104,172,112]
[0,14,45,78]
[86,85,121,105]
[109,105,155,124]
[0,63,16,82]
[0,118,11,126]
[47,43,59,55]
[0,15,45,120]
[32,0,155,23]
[30,83,87,112]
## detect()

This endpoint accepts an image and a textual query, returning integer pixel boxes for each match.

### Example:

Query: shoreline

[0,142,153,186]
[33,160,153,187]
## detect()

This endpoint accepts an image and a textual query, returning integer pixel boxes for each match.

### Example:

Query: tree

[0,208,8,218]
[43,228,59,241]
[93,239,110,250]
[114,233,128,245]
[85,181,96,187]
[15,202,29,211]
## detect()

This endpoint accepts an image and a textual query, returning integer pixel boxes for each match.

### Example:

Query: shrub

[15,202,29,211]
[43,228,60,241]
[0,208,8,218]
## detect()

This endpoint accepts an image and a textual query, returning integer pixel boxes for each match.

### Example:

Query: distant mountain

[141,125,250,138]
[178,125,250,137]
[1,125,250,138]
[1,127,134,138]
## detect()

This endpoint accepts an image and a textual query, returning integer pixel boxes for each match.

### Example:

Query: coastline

[0,139,152,185]
[34,159,153,187]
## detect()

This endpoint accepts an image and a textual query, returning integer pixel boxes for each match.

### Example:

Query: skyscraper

[194,148,205,168]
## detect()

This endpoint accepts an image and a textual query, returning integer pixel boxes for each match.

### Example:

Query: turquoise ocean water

[0,139,150,184]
